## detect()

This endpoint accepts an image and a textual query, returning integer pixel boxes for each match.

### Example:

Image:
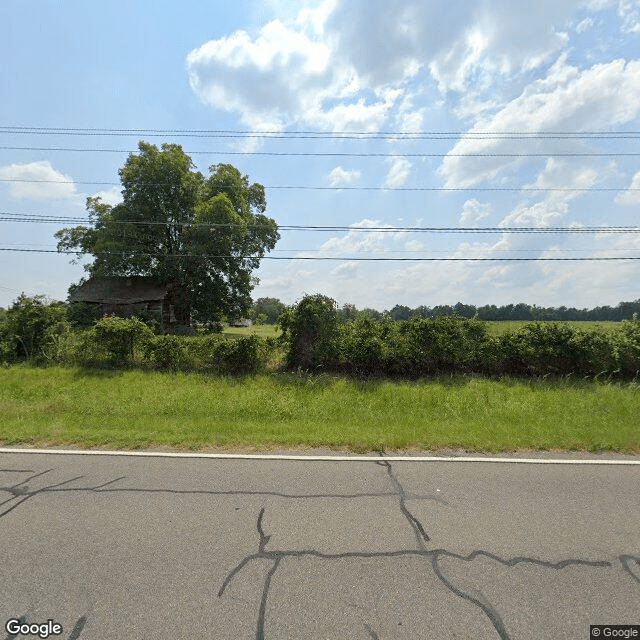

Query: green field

[485,320,621,336]
[222,321,619,340]
[222,324,280,338]
[1,366,638,453]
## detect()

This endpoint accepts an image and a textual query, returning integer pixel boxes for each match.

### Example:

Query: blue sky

[1,0,640,311]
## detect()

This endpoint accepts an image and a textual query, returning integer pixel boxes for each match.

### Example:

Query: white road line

[0,448,639,464]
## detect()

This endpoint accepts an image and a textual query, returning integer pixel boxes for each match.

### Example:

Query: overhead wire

[1,247,639,261]
[0,177,638,193]
[1,127,638,264]
[1,125,640,139]
[0,145,637,157]
[2,211,640,233]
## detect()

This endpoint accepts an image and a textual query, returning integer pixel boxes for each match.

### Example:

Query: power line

[6,240,640,254]
[2,212,640,233]
[1,177,638,193]
[1,145,638,158]
[1,247,639,261]
[1,126,640,139]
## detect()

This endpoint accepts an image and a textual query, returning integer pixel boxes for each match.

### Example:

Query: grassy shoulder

[1,365,638,453]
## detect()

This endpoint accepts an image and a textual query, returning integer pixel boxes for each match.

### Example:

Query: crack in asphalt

[0,470,85,518]
[0,472,446,505]
[0,464,631,639]
[218,510,612,639]
[431,554,509,640]
[378,459,510,638]
[619,555,640,584]
[3,615,28,640]
[218,461,615,640]
[377,460,430,546]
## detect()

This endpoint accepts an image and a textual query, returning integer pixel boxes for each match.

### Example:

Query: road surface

[1,450,638,639]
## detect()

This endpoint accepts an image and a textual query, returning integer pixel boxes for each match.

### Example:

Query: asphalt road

[0,450,638,639]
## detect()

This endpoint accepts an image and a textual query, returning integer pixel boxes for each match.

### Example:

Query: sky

[1,0,640,312]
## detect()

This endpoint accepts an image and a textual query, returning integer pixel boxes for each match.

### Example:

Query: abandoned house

[68,276,176,330]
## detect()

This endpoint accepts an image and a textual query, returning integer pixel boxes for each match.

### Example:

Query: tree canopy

[56,142,279,325]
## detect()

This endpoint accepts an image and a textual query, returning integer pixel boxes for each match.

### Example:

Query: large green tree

[56,142,279,325]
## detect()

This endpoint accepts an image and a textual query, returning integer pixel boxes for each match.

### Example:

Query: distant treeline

[251,296,640,324]
[341,300,640,323]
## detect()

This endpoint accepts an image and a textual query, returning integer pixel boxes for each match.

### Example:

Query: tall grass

[1,366,638,453]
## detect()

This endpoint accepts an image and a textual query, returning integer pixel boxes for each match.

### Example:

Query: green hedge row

[1,313,273,375]
[278,295,640,379]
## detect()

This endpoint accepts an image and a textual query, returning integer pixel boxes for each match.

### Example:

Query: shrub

[498,323,575,376]
[201,334,268,374]
[278,294,341,370]
[386,315,490,376]
[614,318,640,378]
[0,294,68,361]
[144,334,189,370]
[338,316,386,375]
[67,302,103,330]
[495,322,618,378]
[91,315,153,363]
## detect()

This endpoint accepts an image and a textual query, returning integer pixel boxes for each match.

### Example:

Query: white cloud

[330,261,358,278]
[404,240,424,252]
[575,17,595,32]
[328,0,582,93]
[0,161,78,201]
[499,159,600,228]
[328,166,361,187]
[460,199,492,226]
[320,218,403,254]
[615,170,640,204]
[90,186,122,206]
[186,0,601,134]
[186,2,396,132]
[618,0,640,32]
[440,57,640,188]
[383,157,411,188]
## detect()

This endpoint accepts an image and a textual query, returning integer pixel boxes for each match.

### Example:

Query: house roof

[69,277,169,304]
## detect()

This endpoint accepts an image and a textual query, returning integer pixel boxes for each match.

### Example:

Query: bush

[67,302,103,330]
[90,315,154,363]
[338,316,386,375]
[198,334,268,374]
[385,315,490,376]
[144,334,189,370]
[278,294,341,370]
[0,294,68,361]
[615,318,640,378]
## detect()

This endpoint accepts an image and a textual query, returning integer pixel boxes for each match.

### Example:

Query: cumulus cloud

[186,0,605,134]
[186,1,395,132]
[0,161,78,201]
[327,166,361,186]
[615,170,640,204]
[499,158,600,227]
[618,0,640,32]
[327,0,581,92]
[330,261,358,278]
[575,17,595,32]
[320,219,401,254]
[440,57,640,188]
[90,186,122,206]
[383,158,411,188]
[460,199,492,226]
